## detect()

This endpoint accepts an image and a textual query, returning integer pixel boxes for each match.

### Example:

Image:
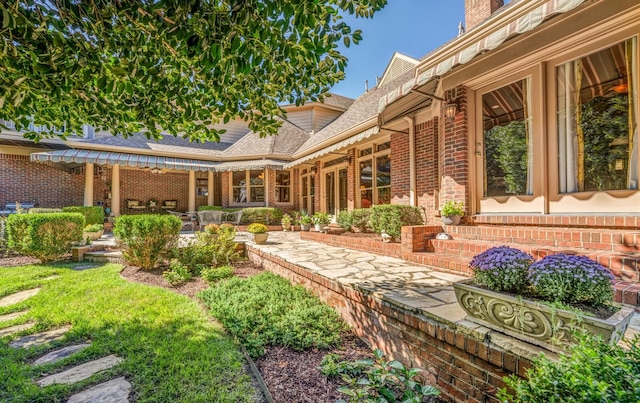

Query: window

[358,141,391,208]
[482,78,533,197]
[300,169,315,214]
[557,38,638,192]
[232,170,265,204]
[275,171,291,203]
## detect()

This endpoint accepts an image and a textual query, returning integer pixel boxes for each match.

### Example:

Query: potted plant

[83,223,104,242]
[440,200,464,225]
[299,214,313,231]
[312,212,331,232]
[247,222,269,245]
[281,213,292,231]
[453,246,634,352]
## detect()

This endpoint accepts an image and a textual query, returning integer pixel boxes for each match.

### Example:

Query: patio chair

[126,199,146,213]
[161,200,178,210]
[197,210,223,228]
[166,210,194,231]
[223,210,243,226]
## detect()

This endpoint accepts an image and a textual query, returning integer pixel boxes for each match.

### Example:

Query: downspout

[405,116,417,206]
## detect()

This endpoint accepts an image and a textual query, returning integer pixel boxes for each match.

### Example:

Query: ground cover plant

[0,263,257,402]
[198,272,349,357]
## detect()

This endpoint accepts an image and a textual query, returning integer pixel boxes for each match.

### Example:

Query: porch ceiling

[30,149,218,171]
[214,159,287,172]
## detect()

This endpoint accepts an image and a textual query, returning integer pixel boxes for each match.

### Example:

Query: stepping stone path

[0,288,41,307]
[37,354,123,386]
[0,287,130,401]
[33,343,91,366]
[0,321,36,337]
[67,377,132,403]
[9,325,71,349]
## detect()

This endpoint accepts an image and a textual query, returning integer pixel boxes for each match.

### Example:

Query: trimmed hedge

[369,205,424,239]
[197,205,224,211]
[6,212,84,262]
[337,208,372,232]
[114,214,182,270]
[62,206,105,225]
[196,206,283,224]
[29,208,63,214]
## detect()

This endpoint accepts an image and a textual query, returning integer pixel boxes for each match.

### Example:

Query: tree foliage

[0,0,387,142]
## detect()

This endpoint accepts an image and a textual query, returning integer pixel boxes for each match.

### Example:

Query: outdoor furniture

[197,210,223,228]
[223,210,243,225]
[161,200,178,210]
[126,199,146,212]
[167,210,194,231]
[0,202,38,216]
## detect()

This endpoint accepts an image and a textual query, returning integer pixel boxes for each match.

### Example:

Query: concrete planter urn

[453,279,634,353]
[442,215,461,225]
[300,223,311,231]
[83,229,104,242]
[252,233,269,245]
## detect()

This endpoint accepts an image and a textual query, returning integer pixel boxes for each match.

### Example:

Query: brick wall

[0,155,84,207]
[248,246,534,402]
[465,0,504,31]
[391,132,410,205]
[416,118,440,224]
[440,86,469,220]
[118,169,189,213]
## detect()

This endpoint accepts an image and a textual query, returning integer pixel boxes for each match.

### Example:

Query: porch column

[406,116,417,206]
[207,171,214,206]
[84,163,94,206]
[188,170,196,211]
[264,169,270,207]
[111,165,121,216]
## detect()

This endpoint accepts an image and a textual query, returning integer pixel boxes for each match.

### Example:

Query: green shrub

[337,209,372,232]
[28,208,63,214]
[114,214,182,270]
[369,205,423,239]
[84,223,104,232]
[163,259,192,286]
[499,333,640,402]
[247,223,268,234]
[321,349,440,402]
[6,212,84,262]
[62,206,105,225]
[0,216,8,256]
[198,205,224,211]
[201,265,235,284]
[172,226,241,274]
[199,272,349,357]
[239,207,283,224]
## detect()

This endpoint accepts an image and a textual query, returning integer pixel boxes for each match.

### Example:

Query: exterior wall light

[444,100,458,122]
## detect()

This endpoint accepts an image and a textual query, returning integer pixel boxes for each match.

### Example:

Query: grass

[0,263,257,402]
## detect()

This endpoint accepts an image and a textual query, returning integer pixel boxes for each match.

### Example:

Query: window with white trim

[232,170,265,204]
[357,141,391,208]
[275,171,291,203]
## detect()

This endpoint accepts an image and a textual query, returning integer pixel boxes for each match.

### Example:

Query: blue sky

[330,0,467,98]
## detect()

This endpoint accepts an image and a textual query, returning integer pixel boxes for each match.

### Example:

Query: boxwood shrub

[29,208,63,214]
[62,206,105,225]
[114,214,182,270]
[197,205,224,211]
[337,208,372,232]
[6,212,84,262]
[369,205,423,239]
[239,207,283,225]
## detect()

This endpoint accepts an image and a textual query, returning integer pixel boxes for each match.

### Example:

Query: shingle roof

[76,132,233,158]
[295,69,415,154]
[321,93,355,110]
[222,118,310,158]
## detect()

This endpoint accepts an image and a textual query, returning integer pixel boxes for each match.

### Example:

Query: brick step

[470,214,640,229]
[429,238,640,282]
[83,251,123,264]
[443,224,640,253]
[403,250,640,306]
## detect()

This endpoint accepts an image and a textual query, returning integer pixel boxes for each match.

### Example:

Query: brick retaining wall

[247,245,539,402]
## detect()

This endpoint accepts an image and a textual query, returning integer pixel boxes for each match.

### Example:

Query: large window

[358,141,391,208]
[557,38,638,192]
[275,171,291,203]
[232,170,264,204]
[482,78,533,197]
[300,168,315,214]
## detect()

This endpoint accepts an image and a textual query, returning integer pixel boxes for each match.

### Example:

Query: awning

[378,76,440,127]
[214,159,287,172]
[378,0,587,118]
[283,126,380,169]
[30,149,219,172]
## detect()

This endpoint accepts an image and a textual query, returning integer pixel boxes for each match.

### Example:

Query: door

[324,167,348,215]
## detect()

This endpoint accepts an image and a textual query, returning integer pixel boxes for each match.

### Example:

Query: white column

[207,171,214,206]
[111,165,121,216]
[84,163,94,207]
[188,170,196,211]
[406,116,417,207]
[264,169,270,207]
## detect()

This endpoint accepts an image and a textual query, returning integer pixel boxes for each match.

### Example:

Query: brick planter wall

[247,246,536,402]
[300,231,402,258]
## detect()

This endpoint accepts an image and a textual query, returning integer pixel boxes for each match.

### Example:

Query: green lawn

[0,263,257,402]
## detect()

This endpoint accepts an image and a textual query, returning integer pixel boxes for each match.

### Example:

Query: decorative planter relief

[453,280,634,353]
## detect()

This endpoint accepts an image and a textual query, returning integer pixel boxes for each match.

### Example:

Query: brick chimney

[465,0,504,31]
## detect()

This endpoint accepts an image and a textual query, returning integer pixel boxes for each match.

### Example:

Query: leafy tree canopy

[0,0,387,142]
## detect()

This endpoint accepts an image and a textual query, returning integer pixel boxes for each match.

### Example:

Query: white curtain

[557,61,578,193]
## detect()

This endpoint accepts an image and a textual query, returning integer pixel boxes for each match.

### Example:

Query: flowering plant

[528,254,614,306]
[469,246,533,293]
[203,224,220,234]
[247,223,268,234]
